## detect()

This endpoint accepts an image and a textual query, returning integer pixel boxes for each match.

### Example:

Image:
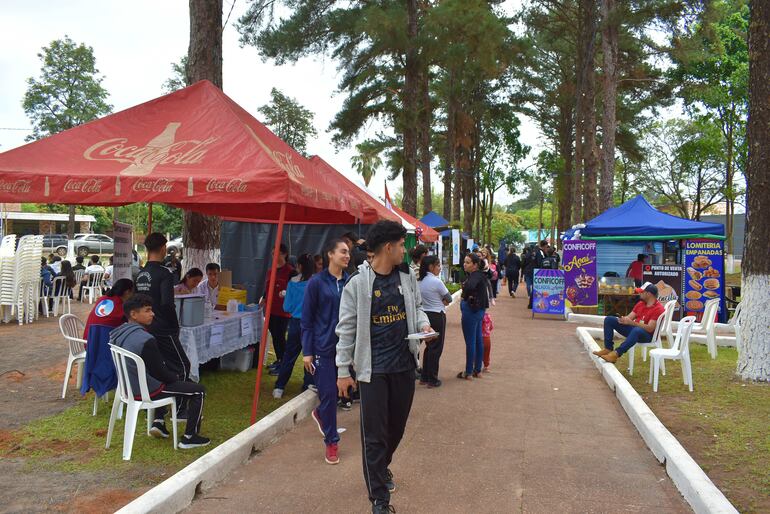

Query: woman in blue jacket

[273,254,315,399]
[302,238,350,465]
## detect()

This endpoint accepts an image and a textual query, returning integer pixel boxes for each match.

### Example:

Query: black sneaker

[427,379,442,389]
[149,421,169,439]
[372,503,396,514]
[385,468,396,493]
[179,434,211,449]
[268,367,280,376]
[337,397,352,411]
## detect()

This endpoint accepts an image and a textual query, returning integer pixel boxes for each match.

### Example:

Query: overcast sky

[0,0,539,206]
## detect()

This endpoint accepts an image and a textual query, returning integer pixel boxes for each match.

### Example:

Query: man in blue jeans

[595,282,665,364]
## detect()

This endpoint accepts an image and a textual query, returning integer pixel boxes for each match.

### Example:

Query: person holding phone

[301,238,350,465]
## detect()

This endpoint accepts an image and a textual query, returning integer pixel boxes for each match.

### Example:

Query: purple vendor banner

[562,240,598,307]
[533,269,566,316]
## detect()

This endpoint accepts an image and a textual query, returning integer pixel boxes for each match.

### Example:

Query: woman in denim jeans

[457,253,490,380]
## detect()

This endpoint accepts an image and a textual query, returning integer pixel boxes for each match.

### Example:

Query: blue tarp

[420,211,450,228]
[582,195,725,238]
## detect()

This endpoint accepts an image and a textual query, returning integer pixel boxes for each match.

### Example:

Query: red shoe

[311,408,324,437]
[325,443,340,465]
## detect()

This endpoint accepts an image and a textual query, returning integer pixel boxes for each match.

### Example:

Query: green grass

[445,282,462,294]
[609,342,770,513]
[2,357,308,483]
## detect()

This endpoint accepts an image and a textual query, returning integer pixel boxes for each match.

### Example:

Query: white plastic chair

[37,277,51,318]
[649,316,696,392]
[648,300,678,360]
[50,275,72,316]
[692,298,720,359]
[627,311,666,376]
[59,314,86,399]
[727,302,743,350]
[107,344,178,460]
[82,272,104,304]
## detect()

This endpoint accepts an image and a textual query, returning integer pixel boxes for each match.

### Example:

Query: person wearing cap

[594,282,665,364]
[626,253,647,287]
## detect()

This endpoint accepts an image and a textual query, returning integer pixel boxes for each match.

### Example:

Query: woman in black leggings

[417,256,452,387]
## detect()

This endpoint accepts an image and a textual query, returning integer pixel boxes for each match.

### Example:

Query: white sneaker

[272,388,284,399]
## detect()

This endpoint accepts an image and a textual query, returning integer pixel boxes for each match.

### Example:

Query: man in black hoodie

[135,233,190,380]
[111,294,209,448]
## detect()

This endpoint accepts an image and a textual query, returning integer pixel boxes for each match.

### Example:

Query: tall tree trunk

[402,0,419,216]
[737,0,770,381]
[455,109,475,234]
[443,77,455,221]
[557,102,574,236]
[418,62,432,215]
[184,0,223,272]
[582,67,600,220]
[599,0,618,212]
[67,205,76,239]
[725,123,735,256]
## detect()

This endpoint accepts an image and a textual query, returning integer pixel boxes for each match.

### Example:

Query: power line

[0,127,32,131]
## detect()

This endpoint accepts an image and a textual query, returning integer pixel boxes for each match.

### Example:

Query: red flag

[384,182,394,211]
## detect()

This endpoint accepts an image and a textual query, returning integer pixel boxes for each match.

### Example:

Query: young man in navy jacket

[301,238,350,465]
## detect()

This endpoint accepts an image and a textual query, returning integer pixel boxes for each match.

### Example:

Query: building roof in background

[0,211,96,222]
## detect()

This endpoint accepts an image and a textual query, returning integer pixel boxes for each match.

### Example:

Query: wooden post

[147,203,153,234]
[250,203,287,424]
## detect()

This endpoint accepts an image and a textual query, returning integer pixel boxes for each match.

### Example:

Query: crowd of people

[64,222,574,513]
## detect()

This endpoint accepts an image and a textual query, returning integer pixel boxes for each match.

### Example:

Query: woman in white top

[417,255,452,387]
[174,268,204,295]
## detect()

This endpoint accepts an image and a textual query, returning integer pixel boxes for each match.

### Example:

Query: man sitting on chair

[594,282,665,364]
[110,294,210,449]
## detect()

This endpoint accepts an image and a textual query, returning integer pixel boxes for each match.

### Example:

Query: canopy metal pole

[250,202,287,425]
[147,203,153,233]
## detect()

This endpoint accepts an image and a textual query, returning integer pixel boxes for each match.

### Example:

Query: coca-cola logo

[244,125,305,182]
[205,178,248,193]
[63,178,103,193]
[82,122,217,177]
[0,179,32,194]
[132,178,174,193]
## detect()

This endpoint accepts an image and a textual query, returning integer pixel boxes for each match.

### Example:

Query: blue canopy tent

[580,195,727,321]
[420,211,450,230]
[582,195,725,240]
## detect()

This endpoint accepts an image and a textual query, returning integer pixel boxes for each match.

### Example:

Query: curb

[576,326,738,514]
[117,390,320,514]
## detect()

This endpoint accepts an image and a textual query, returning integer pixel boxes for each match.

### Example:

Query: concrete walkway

[187,289,689,513]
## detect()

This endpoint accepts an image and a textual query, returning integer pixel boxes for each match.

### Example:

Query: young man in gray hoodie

[110,294,210,449]
[336,220,433,514]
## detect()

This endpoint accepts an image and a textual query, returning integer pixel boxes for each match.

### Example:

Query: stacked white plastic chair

[0,234,17,322]
[649,316,697,392]
[10,235,45,324]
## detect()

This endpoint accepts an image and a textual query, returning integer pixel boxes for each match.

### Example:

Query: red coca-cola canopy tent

[0,80,367,224]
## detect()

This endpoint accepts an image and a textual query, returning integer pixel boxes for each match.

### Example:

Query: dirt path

[186,291,690,513]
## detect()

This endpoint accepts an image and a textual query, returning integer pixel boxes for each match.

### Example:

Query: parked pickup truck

[74,233,114,256]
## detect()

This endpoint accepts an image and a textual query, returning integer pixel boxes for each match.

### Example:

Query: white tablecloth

[179,309,263,381]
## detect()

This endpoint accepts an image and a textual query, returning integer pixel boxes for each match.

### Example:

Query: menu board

[562,241,598,307]
[683,239,724,315]
[532,269,565,317]
[643,264,683,320]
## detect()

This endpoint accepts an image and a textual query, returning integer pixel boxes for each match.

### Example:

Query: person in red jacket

[259,244,294,373]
